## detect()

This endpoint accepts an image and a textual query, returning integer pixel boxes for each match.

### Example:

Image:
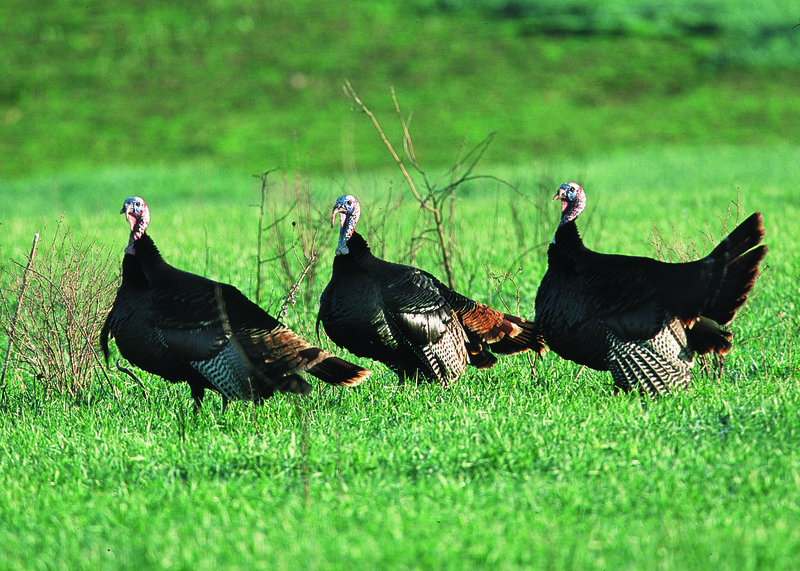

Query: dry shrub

[1,221,118,398]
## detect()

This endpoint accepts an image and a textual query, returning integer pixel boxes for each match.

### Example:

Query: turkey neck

[128,233,173,282]
[120,247,148,288]
[552,194,587,256]
[559,189,586,226]
[337,232,372,264]
[551,220,587,261]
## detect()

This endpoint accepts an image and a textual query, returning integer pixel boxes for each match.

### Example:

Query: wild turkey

[532,182,767,397]
[100,196,371,409]
[317,194,542,387]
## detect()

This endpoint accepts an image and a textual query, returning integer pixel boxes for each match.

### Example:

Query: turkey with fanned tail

[532,182,767,397]
[317,194,544,387]
[100,197,371,409]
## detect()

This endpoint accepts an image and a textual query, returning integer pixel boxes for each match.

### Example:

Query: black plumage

[317,194,543,387]
[532,182,767,397]
[101,196,370,408]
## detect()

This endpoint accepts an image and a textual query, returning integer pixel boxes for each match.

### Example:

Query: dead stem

[1,231,39,400]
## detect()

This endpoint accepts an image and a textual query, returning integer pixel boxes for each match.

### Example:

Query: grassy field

[2,0,800,569]
[1,145,799,570]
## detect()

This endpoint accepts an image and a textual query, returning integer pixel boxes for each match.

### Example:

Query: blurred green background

[2,0,799,179]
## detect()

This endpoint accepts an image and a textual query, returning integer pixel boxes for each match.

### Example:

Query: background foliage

[1,0,799,178]
[418,0,800,65]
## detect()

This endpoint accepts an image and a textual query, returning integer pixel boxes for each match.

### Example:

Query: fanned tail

[449,297,542,354]
[703,212,767,325]
[464,339,498,369]
[709,211,765,262]
[486,313,547,355]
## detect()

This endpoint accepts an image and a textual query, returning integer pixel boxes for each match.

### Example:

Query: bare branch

[344,82,512,291]
[279,230,319,322]
[343,81,432,212]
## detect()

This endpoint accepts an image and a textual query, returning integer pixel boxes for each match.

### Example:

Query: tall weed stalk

[254,167,321,330]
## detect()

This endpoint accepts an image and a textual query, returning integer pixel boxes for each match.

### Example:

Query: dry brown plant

[1,221,118,399]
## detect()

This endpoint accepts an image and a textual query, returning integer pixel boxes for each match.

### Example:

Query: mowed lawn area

[1,1,799,569]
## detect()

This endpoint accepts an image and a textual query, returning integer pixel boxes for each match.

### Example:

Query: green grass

[1,146,799,570]
[3,375,800,570]
[2,1,799,567]
[2,0,799,178]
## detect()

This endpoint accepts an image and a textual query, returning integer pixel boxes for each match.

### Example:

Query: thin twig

[343,82,456,285]
[1,232,40,400]
[485,263,539,382]
[343,82,514,292]
[343,81,426,210]
[255,170,279,306]
[279,231,318,322]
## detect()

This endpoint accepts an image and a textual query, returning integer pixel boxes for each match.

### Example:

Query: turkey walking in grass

[101,196,371,409]
[532,182,767,397]
[317,194,544,387]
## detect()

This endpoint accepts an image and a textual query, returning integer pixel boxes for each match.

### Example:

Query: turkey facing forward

[101,197,371,409]
[318,194,544,387]
[532,182,767,398]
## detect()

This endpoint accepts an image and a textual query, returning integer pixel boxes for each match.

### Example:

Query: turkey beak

[121,203,134,224]
[331,206,347,228]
